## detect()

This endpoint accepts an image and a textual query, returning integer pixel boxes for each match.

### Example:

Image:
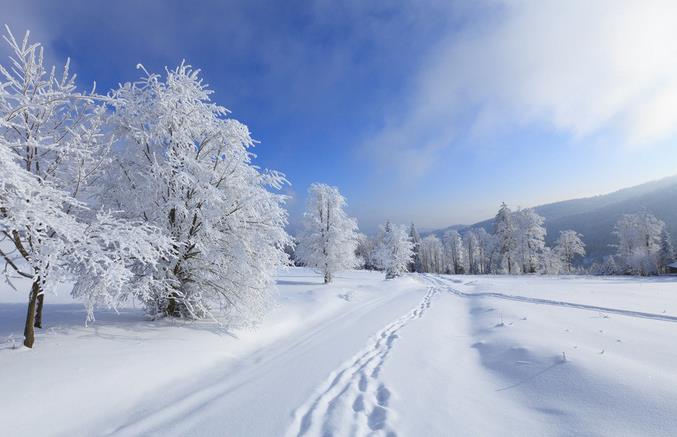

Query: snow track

[425,275,677,323]
[286,287,438,437]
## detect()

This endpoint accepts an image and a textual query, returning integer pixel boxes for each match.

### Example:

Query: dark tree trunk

[34,291,44,329]
[166,293,177,317]
[324,271,332,284]
[23,279,40,348]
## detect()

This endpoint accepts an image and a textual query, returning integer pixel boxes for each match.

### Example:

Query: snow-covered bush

[296,183,359,283]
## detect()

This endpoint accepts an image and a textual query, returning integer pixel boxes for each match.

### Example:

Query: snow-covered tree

[374,221,414,279]
[554,230,586,273]
[514,208,547,273]
[658,229,674,274]
[494,203,518,274]
[355,233,378,270]
[463,229,480,274]
[408,223,423,272]
[296,183,359,283]
[540,247,563,274]
[475,228,497,274]
[419,234,444,273]
[443,230,466,274]
[0,28,170,347]
[104,62,290,321]
[614,212,665,275]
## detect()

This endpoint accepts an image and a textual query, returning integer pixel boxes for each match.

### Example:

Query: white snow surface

[2,269,677,436]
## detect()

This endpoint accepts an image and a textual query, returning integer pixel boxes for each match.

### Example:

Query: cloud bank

[365,0,677,176]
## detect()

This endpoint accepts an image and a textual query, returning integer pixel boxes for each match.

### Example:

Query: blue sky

[5,0,677,233]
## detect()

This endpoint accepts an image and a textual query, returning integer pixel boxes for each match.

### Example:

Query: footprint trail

[286,287,439,437]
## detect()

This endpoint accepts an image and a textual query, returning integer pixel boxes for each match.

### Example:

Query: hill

[429,175,677,262]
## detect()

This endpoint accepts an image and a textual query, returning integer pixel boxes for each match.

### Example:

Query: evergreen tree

[658,229,674,274]
[409,223,423,272]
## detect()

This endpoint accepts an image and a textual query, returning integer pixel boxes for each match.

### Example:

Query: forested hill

[431,175,677,262]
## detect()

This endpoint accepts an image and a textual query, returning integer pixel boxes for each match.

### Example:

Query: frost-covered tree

[555,230,586,273]
[443,230,466,274]
[296,183,359,283]
[658,229,674,274]
[475,228,497,274]
[408,223,423,273]
[374,221,414,279]
[419,234,444,273]
[0,29,169,347]
[104,62,290,321]
[355,233,378,270]
[494,203,518,274]
[463,229,480,274]
[514,208,547,273]
[614,212,665,275]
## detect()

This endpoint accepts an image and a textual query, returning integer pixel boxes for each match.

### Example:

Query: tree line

[292,188,675,280]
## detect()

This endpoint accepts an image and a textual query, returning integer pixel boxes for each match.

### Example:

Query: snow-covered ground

[2,269,677,436]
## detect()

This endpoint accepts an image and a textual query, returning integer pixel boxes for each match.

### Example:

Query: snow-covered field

[2,269,677,436]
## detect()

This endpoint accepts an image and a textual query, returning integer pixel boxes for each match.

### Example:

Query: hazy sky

[5,0,677,232]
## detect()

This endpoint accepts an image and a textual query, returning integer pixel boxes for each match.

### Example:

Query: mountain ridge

[427,175,677,262]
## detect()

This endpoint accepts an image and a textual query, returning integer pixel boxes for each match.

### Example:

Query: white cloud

[365,0,677,175]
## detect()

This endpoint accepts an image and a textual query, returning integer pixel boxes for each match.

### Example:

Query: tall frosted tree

[420,235,444,273]
[374,221,414,279]
[0,28,170,347]
[463,229,480,274]
[104,62,290,322]
[443,230,466,274]
[494,203,518,274]
[554,230,586,273]
[514,208,547,273]
[296,183,359,283]
[658,229,674,274]
[409,223,423,272]
[475,228,496,274]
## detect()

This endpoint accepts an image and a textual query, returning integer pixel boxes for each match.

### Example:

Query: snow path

[103,274,429,437]
[424,274,677,323]
[285,287,439,437]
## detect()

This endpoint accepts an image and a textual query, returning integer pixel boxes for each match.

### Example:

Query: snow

[2,269,677,436]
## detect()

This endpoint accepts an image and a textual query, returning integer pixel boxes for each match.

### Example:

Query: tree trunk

[34,291,44,329]
[166,292,178,317]
[23,279,40,348]
[324,271,332,283]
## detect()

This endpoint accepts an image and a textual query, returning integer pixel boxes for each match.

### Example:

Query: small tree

[374,221,414,279]
[296,183,359,283]
[555,230,586,273]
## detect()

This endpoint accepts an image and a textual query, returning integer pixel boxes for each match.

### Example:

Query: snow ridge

[286,287,438,437]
